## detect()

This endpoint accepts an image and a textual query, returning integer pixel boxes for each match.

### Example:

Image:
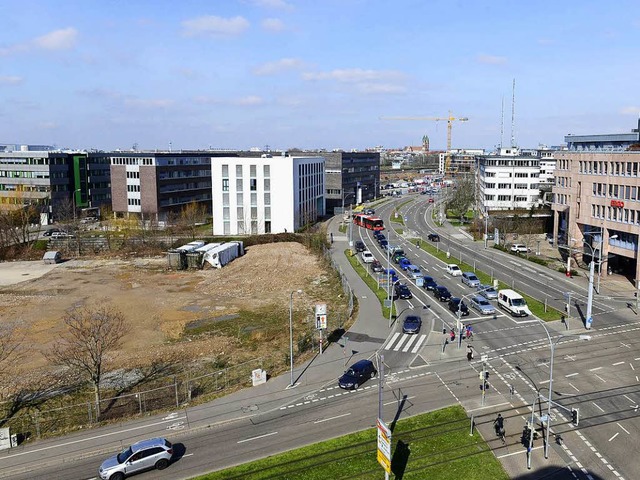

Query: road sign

[377,418,391,473]
[315,304,327,316]
[315,314,327,330]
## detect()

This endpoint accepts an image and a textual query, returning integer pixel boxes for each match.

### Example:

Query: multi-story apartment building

[322,151,380,215]
[476,147,542,212]
[552,121,640,283]
[109,151,218,222]
[211,155,325,235]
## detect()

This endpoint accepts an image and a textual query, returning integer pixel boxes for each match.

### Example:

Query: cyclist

[466,325,473,340]
[494,414,505,438]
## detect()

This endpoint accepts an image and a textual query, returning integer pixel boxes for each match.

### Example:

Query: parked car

[383,268,398,283]
[395,284,413,299]
[510,243,530,253]
[461,272,481,288]
[376,234,386,244]
[43,228,62,237]
[338,359,377,389]
[379,240,388,250]
[428,233,440,242]
[428,197,435,203]
[477,284,498,300]
[470,295,496,315]
[371,260,384,273]
[361,250,374,263]
[433,286,452,302]
[50,231,74,238]
[355,240,366,252]
[99,437,173,480]
[446,264,462,276]
[373,231,384,241]
[365,208,375,215]
[398,258,412,270]
[407,265,423,279]
[388,246,404,255]
[393,252,406,264]
[422,276,438,291]
[402,315,422,334]
[448,297,470,316]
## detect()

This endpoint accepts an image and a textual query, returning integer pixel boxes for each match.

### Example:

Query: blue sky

[1,0,639,151]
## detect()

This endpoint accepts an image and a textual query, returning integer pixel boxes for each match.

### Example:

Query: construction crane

[381,111,468,175]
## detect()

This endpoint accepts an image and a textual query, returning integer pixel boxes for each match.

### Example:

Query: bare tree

[0,321,26,396]
[444,173,476,222]
[177,202,208,239]
[48,302,129,417]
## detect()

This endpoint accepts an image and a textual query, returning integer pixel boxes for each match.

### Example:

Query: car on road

[373,231,384,241]
[43,228,62,237]
[379,240,389,250]
[393,252,406,264]
[448,297,470,316]
[50,231,74,238]
[427,233,440,242]
[402,315,422,334]
[361,250,374,263]
[355,240,366,252]
[99,437,173,480]
[461,272,481,288]
[398,258,412,270]
[383,268,398,283]
[470,295,496,315]
[433,285,452,302]
[364,208,375,215]
[446,264,462,276]
[376,234,386,244]
[428,198,435,203]
[422,276,438,291]
[477,284,498,300]
[407,265,423,279]
[338,359,377,389]
[395,284,413,299]
[371,260,383,273]
[510,243,530,253]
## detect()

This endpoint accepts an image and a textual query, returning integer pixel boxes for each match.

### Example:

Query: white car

[510,244,530,253]
[361,251,374,263]
[446,264,462,276]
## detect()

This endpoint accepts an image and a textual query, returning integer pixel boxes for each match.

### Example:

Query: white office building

[477,147,541,211]
[211,155,325,235]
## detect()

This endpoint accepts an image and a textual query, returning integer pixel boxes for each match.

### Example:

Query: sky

[1,0,640,152]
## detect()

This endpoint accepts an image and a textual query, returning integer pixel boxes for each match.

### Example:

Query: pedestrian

[330,232,334,244]
[466,325,473,340]
[466,345,473,361]
[450,329,455,342]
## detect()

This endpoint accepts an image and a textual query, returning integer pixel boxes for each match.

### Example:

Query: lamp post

[342,192,356,248]
[388,278,402,327]
[583,234,617,329]
[288,289,303,388]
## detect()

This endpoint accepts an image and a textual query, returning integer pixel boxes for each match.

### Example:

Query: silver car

[477,284,498,300]
[470,295,496,315]
[99,437,173,480]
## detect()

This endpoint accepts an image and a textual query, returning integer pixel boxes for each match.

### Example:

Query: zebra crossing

[383,332,427,354]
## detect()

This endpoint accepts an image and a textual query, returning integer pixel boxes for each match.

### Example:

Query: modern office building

[552,121,640,282]
[323,151,380,215]
[109,151,220,222]
[211,155,325,235]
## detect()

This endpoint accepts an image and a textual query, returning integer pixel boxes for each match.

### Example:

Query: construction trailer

[167,240,206,270]
[203,241,244,269]
[186,242,222,269]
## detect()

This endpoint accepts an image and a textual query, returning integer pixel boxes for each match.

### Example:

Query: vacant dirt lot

[0,242,337,378]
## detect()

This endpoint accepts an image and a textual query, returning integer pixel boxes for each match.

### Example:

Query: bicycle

[497,427,506,444]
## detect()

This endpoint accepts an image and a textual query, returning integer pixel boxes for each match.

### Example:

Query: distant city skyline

[1,0,639,152]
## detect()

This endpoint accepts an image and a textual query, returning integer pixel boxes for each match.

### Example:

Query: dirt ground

[0,242,328,377]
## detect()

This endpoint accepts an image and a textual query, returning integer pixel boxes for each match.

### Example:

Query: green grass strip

[409,239,562,321]
[344,249,395,318]
[193,405,508,480]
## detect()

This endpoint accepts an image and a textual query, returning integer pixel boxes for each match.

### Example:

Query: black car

[377,234,386,244]
[354,240,366,252]
[338,359,377,389]
[365,208,375,215]
[371,260,383,273]
[395,284,413,300]
[402,315,422,334]
[379,240,388,250]
[373,231,384,240]
[428,233,440,242]
[433,286,452,302]
[448,297,470,316]
[422,276,438,291]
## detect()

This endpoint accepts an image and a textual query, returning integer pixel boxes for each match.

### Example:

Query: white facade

[211,155,325,235]
[477,148,541,211]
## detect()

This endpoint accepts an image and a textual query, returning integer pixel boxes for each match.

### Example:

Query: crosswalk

[384,332,427,353]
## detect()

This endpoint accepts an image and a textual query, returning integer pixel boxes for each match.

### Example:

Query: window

[264,193,271,205]
[251,192,257,206]
[222,179,229,192]
[498,183,510,189]
[264,178,270,191]
[222,165,229,177]
[250,179,257,191]
[236,179,243,190]
[250,165,256,177]
[263,165,270,177]
[236,165,243,177]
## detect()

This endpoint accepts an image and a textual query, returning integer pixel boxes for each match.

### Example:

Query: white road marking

[613,361,625,366]
[383,395,415,406]
[412,335,427,353]
[595,374,607,383]
[402,335,419,352]
[589,367,603,371]
[394,335,409,351]
[314,413,351,424]
[569,383,580,392]
[592,402,605,413]
[623,394,635,402]
[617,423,631,435]
[565,372,579,378]
[384,332,400,350]
[237,431,278,444]
[608,433,619,442]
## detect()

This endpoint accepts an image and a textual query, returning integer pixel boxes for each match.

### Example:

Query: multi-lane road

[2,193,640,480]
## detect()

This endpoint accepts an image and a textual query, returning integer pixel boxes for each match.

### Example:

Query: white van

[361,250,374,263]
[497,289,531,317]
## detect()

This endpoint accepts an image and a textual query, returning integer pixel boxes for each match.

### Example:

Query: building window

[264,193,271,205]
[263,165,270,177]
[236,179,243,190]
[222,165,229,177]
[265,220,271,233]
[250,165,256,177]
[264,178,270,191]
[250,179,257,191]
[222,179,229,192]
[236,165,243,177]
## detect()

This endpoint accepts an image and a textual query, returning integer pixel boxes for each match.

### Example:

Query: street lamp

[583,234,617,329]
[388,278,402,327]
[288,289,303,388]
[342,192,356,248]
[72,188,82,223]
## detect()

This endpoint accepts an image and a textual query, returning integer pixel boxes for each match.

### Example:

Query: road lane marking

[565,373,579,378]
[569,383,580,392]
[384,332,400,350]
[592,402,605,413]
[314,413,351,424]
[608,433,619,442]
[411,335,427,353]
[383,396,415,406]
[403,335,418,352]
[237,431,278,444]
[617,423,631,434]
[589,367,603,371]
[595,374,607,383]
[394,335,409,351]
[612,361,625,366]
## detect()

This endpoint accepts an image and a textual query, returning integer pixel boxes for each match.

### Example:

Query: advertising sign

[377,418,391,473]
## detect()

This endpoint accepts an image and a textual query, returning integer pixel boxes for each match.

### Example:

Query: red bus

[353,214,385,231]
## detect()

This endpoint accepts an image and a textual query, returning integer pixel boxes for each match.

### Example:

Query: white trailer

[168,241,206,270]
[203,241,243,269]
[186,242,222,269]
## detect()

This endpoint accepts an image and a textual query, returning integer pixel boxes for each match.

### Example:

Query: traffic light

[485,371,490,380]
[571,408,579,426]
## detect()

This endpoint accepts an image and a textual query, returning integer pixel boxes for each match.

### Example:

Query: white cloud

[620,106,640,115]
[234,95,264,106]
[32,28,78,51]
[181,15,250,37]
[476,54,507,65]
[0,75,24,85]
[253,57,304,76]
[0,27,77,56]
[302,68,405,83]
[261,18,285,32]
